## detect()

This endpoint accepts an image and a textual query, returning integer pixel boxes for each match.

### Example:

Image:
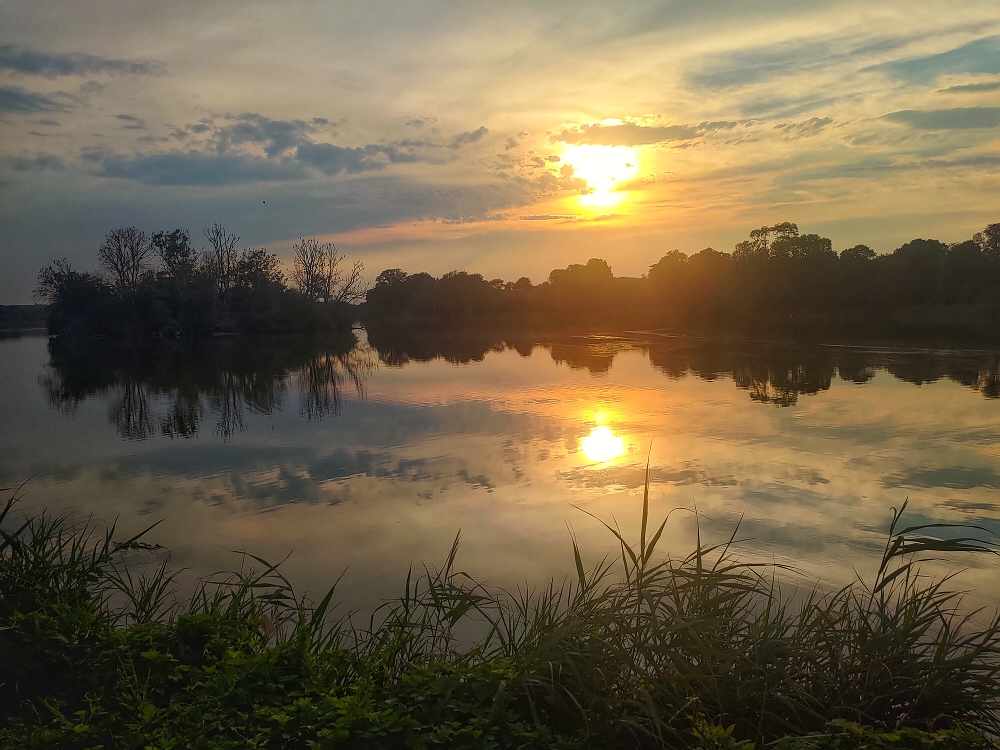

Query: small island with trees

[33,225,365,338]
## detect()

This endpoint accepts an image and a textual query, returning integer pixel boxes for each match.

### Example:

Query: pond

[2,329,999,614]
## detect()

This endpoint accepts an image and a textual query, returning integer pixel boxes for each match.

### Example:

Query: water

[2,329,999,613]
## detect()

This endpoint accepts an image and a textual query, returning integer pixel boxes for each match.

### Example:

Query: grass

[1,469,999,749]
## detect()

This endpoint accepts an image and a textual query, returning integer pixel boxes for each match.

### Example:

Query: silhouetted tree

[841,244,876,262]
[204,224,240,297]
[974,223,1000,259]
[292,237,366,303]
[234,247,284,289]
[152,229,198,278]
[734,222,799,259]
[98,227,153,293]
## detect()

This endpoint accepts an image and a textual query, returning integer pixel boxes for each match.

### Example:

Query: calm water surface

[2,330,999,613]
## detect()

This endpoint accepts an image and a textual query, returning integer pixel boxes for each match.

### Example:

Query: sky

[2,0,1000,303]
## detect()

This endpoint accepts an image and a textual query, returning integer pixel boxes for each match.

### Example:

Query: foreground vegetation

[2,480,999,749]
[365,221,1000,342]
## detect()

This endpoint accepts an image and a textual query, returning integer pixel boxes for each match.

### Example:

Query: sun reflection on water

[581,425,626,463]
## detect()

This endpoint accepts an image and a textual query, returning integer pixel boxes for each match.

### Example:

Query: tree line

[34,226,366,337]
[365,221,1000,342]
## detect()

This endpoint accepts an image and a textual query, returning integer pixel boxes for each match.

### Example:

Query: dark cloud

[448,125,488,148]
[883,107,1000,129]
[555,120,739,146]
[115,114,145,130]
[366,145,422,164]
[32,118,61,126]
[79,80,104,95]
[2,153,65,172]
[868,36,1000,83]
[93,150,308,186]
[75,110,487,186]
[213,113,318,157]
[938,81,1000,94]
[0,85,70,113]
[294,142,387,175]
[0,44,161,78]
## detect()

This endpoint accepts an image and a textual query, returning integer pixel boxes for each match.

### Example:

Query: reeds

[2,474,998,748]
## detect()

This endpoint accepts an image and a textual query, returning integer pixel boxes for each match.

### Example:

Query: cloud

[294,142,390,175]
[555,120,738,146]
[688,38,837,88]
[2,153,65,172]
[0,44,161,77]
[869,36,1000,83]
[684,31,922,90]
[212,113,319,157]
[448,125,488,148]
[79,111,484,186]
[115,114,145,130]
[883,107,1000,129]
[938,81,1000,94]
[439,211,508,225]
[92,150,309,186]
[0,85,70,113]
[774,116,832,138]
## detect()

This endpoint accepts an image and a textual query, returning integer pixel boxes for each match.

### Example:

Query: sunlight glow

[562,144,639,209]
[581,425,626,463]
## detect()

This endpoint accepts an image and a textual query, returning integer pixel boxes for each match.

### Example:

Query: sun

[561,144,639,208]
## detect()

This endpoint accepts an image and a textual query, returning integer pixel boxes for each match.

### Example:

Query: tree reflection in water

[41,331,373,440]
[41,328,1000,438]
[298,349,373,421]
[364,322,1000,407]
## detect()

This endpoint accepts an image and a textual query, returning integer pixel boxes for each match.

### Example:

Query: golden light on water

[581,425,626,463]
[561,144,639,208]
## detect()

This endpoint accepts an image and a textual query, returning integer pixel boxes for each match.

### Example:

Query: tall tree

[204,224,240,296]
[98,227,153,293]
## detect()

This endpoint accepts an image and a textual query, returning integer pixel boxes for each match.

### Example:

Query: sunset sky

[2,1,999,302]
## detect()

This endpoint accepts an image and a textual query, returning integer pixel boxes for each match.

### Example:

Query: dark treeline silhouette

[365,322,1000,407]
[42,332,373,440]
[34,226,366,337]
[365,221,1000,342]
